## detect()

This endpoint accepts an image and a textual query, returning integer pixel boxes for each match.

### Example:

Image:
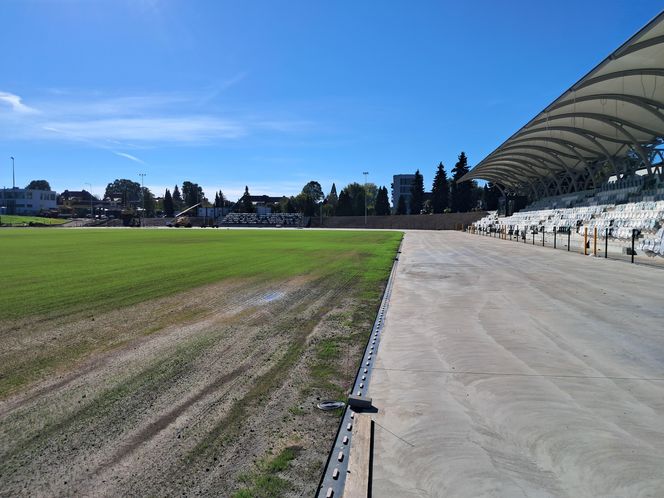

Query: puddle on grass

[261,291,285,303]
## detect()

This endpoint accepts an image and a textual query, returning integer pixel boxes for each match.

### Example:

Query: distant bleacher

[221,213,303,227]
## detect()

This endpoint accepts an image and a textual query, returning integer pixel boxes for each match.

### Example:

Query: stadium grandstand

[220,212,303,227]
[464,11,664,260]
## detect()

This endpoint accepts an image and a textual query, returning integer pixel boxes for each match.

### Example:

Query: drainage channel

[316,239,402,498]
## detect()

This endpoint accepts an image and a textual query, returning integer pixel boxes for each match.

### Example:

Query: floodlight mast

[363,171,369,226]
[139,173,146,227]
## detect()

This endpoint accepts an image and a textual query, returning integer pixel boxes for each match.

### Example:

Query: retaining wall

[310,212,487,230]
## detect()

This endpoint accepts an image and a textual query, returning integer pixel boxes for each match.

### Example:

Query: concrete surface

[371,231,664,498]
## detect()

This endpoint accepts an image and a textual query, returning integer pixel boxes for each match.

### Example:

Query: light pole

[84,182,93,220]
[10,156,15,189]
[138,173,146,227]
[363,171,369,226]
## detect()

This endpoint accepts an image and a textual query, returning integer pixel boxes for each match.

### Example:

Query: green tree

[483,182,502,210]
[451,152,472,212]
[301,181,324,203]
[410,169,424,214]
[105,179,141,207]
[182,181,204,207]
[163,188,175,217]
[141,187,156,217]
[351,187,365,217]
[423,199,433,214]
[336,189,352,216]
[296,192,316,216]
[285,196,297,213]
[340,183,366,216]
[375,186,391,215]
[25,180,51,190]
[396,195,407,215]
[431,162,449,213]
[364,183,378,214]
[297,181,323,216]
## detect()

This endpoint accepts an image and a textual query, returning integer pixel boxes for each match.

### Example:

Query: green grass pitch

[0,228,402,321]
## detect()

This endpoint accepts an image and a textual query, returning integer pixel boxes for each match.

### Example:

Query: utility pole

[363,171,369,226]
[139,173,146,227]
[10,156,15,189]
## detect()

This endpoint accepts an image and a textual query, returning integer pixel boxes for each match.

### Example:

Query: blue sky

[0,0,661,201]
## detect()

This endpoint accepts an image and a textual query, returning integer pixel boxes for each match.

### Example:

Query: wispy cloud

[0,91,38,114]
[113,151,145,164]
[42,117,246,142]
[0,89,313,147]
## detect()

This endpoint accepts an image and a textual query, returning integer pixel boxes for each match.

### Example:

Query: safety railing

[469,224,664,269]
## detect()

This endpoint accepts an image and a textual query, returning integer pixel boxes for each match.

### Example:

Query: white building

[0,188,58,215]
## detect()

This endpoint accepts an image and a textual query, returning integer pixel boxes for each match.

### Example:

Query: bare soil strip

[0,273,378,497]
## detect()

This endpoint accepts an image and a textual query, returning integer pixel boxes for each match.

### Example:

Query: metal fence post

[554,227,557,249]
[631,229,636,264]
[542,229,545,247]
[605,228,608,258]
[567,229,571,252]
[593,227,597,256]
[532,231,535,245]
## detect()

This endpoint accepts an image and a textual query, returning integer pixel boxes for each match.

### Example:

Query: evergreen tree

[451,152,472,212]
[172,185,183,211]
[410,169,424,214]
[431,162,449,213]
[375,186,391,215]
[396,195,407,215]
[163,188,174,217]
[241,186,255,213]
[328,183,338,209]
[336,189,352,216]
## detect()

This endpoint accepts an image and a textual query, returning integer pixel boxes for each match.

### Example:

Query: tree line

[400,152,501,215]
[32,152,503,219]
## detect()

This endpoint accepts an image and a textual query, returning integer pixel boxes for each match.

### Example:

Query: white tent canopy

[461,11,664,197]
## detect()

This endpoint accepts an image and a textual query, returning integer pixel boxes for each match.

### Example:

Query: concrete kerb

[316,234,403,498]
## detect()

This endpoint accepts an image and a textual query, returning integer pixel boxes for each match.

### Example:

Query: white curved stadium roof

[462,10,664,195]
